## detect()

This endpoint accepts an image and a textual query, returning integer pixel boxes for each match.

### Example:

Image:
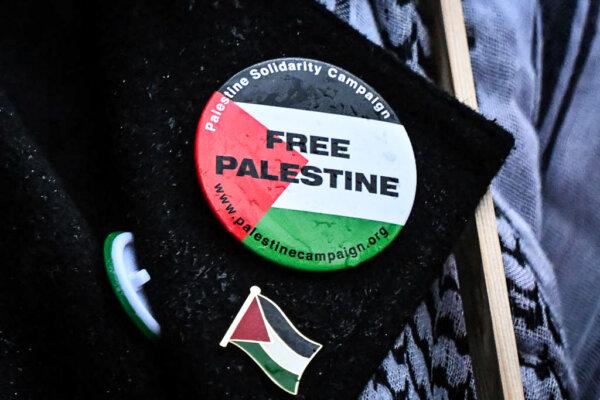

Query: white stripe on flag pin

[220,286,322,395]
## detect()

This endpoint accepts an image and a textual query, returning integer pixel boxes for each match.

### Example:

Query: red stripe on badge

[195,92,307,240]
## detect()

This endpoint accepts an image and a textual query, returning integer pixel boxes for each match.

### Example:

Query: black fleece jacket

[0,1,512,399]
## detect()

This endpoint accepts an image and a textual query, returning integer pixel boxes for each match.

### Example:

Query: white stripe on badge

[260,323,310,376]
[236,102,416,225]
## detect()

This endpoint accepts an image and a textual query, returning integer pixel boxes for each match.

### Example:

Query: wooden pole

[428,0,525,398]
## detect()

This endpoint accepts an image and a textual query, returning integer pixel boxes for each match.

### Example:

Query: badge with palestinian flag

[220,286,321,395]
[195,58,416,271]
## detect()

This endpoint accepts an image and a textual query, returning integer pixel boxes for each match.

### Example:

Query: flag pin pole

[219,286,261,347]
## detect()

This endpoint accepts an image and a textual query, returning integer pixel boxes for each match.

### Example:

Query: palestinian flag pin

[195,57,417,271]
[220,286,321,395]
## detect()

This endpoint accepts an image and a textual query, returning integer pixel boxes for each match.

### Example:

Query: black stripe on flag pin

[220,286,322,395]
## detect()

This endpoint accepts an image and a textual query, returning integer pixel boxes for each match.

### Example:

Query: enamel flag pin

[220,286,322,395]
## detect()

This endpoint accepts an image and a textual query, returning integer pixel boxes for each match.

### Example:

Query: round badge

[103,232,161,340]
[195,58,416,271]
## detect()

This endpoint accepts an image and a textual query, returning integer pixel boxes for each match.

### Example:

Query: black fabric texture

[0,1,513,399]
[0,2,167,399]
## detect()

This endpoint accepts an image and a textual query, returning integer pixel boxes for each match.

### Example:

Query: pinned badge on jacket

[195,58,417,271]
[103,231,161,340]
[220,286,321,395]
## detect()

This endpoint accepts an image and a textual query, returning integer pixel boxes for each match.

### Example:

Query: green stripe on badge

[242,207,401,271]
[232,341,299,394]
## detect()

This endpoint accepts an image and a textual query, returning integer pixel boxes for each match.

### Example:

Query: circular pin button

[104,232,161,339]
[195,58,416,271]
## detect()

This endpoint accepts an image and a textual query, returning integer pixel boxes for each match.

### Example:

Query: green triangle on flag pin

[220,286,322,395]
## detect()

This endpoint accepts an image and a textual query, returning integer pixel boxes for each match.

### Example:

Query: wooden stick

[430,1,525,399]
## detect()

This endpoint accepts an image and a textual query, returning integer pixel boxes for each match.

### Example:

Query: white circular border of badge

[195,57,417,272]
